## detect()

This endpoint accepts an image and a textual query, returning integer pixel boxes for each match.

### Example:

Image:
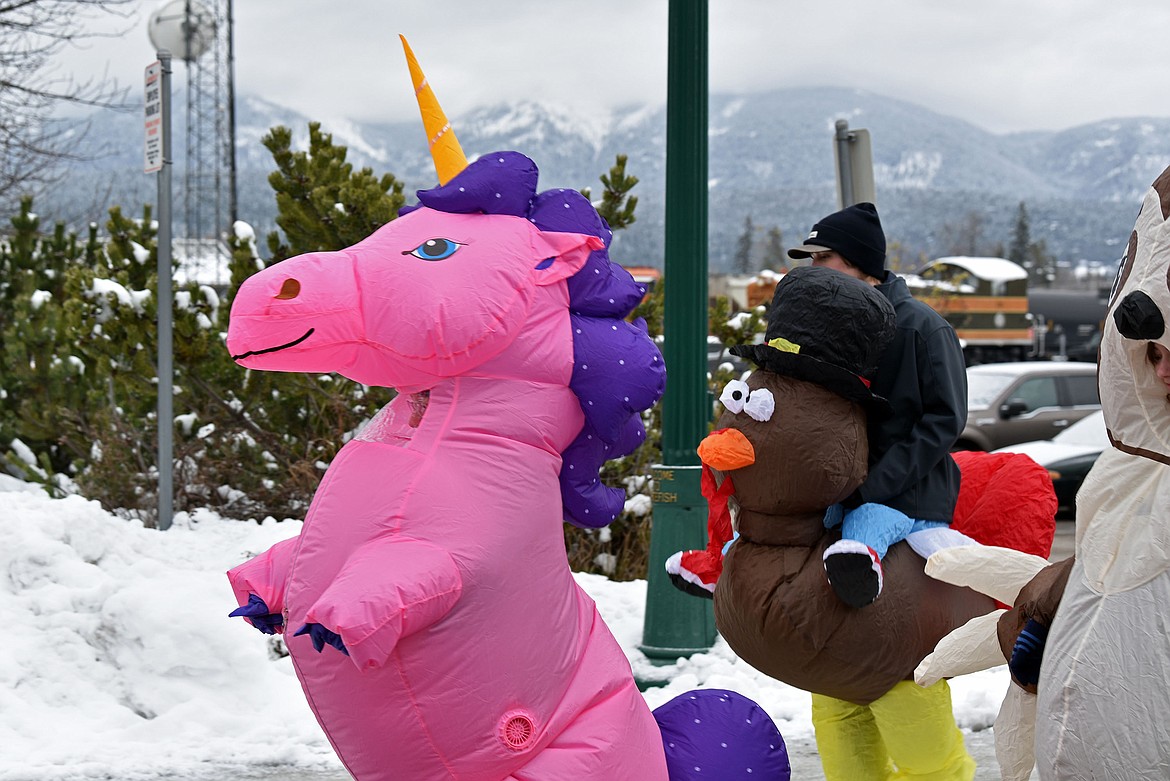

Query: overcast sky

[59,0,1170,134]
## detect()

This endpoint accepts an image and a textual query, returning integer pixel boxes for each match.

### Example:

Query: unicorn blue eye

[406,238,462,261]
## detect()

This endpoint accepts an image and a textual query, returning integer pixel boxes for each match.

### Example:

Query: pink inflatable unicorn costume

[225,40,795,781]
[225,148,673,779]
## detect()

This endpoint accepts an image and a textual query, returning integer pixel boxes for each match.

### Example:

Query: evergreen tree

[580,154,638,230]
[0,156,403,522]
[1029,239,1056,288]
[707,293,768,431]
[0,200,211,512]
[264,123,406,262]
[630,272,662,338]
[215,122,412,516]
[1007,202,1058,286]
[732,216,755,274]
[0,197,84,480]
[1008,202,1031,269]
[760,226,785,271]
[569,155,654,579]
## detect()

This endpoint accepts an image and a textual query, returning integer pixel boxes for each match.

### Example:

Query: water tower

[148,0,236,272]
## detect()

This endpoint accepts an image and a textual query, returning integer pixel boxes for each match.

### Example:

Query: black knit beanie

[787,202,887,279]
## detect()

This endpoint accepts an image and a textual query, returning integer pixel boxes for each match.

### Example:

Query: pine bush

[0,139,765,578]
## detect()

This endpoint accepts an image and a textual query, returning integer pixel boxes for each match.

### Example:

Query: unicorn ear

[530,231,605,286]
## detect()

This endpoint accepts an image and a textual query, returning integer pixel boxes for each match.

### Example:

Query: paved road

[229,729,1022,780]
[784,727,1035,780]
[1048,519,1074,562]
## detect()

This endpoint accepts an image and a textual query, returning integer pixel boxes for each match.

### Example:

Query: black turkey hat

[731,265,897,412]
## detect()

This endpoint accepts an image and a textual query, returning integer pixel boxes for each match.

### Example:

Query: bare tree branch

[0,0,136,200]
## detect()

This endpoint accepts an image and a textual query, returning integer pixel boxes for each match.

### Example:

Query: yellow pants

[811,680,975,781]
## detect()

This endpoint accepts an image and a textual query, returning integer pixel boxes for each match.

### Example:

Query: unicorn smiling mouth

[231,328,315,361]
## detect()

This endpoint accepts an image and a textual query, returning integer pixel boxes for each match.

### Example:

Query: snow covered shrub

[0,132,756,580]
[0,125,407,525]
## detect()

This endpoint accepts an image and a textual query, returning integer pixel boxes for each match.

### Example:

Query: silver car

[955,361,1100,451]
[994,410,1107,519]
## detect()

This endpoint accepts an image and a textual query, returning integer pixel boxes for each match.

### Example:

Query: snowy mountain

[36,87,1170,270]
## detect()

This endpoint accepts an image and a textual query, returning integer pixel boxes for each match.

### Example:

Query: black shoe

[664,550,717,600]
[669,572,715,600]
[823,540,883,608]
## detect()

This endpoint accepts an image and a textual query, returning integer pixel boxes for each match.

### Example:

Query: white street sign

[144,61,163,173]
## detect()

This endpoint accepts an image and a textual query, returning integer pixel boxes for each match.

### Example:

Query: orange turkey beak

[697,428,756,471]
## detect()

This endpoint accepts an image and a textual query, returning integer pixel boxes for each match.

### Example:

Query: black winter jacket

[854,274,968,522]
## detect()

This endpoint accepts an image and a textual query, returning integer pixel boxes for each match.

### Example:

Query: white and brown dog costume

[1028,166,1170,779]
[920,166,1170,780]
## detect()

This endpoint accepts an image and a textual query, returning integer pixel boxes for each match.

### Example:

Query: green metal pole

[640,0,715,665]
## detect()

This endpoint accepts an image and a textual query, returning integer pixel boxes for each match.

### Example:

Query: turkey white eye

[719,379,751,413]
[743,387,775,422]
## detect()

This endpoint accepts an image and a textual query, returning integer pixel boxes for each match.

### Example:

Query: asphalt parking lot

[234,727,1024,781]
[1049,520,1074,562]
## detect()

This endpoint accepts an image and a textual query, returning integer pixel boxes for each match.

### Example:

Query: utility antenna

[147,0,236,281]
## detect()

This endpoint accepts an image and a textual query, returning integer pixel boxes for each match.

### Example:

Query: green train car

[910,256,1033,365]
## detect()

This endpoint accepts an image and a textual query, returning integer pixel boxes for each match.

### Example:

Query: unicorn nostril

[275,278,301,300]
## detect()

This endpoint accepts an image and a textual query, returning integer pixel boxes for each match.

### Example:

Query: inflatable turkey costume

[670,265,1057,705]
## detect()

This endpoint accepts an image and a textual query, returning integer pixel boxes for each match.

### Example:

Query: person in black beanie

[787,201,968,606]
[788,202,974,781]
[788,201,889,281]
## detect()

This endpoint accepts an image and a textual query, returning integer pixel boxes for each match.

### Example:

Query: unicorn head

[227,164,663,528]
[225,160,602,390]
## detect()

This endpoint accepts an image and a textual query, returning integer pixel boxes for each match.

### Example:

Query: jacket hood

[1099,165,1170,465]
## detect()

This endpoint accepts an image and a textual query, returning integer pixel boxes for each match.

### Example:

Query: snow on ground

[0,479,1012,780]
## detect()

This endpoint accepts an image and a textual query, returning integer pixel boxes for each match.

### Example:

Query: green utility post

[639,0,716,667]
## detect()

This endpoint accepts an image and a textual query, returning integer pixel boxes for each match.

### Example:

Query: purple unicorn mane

[405,151,666,528]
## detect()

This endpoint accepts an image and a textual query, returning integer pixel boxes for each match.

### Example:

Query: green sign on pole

[639,0,716,665]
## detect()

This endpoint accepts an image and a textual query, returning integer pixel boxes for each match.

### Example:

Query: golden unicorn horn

[400,34,468,185]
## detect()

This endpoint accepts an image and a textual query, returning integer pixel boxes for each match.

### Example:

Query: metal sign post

[834,119,876,208]
[147,52,175,530]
